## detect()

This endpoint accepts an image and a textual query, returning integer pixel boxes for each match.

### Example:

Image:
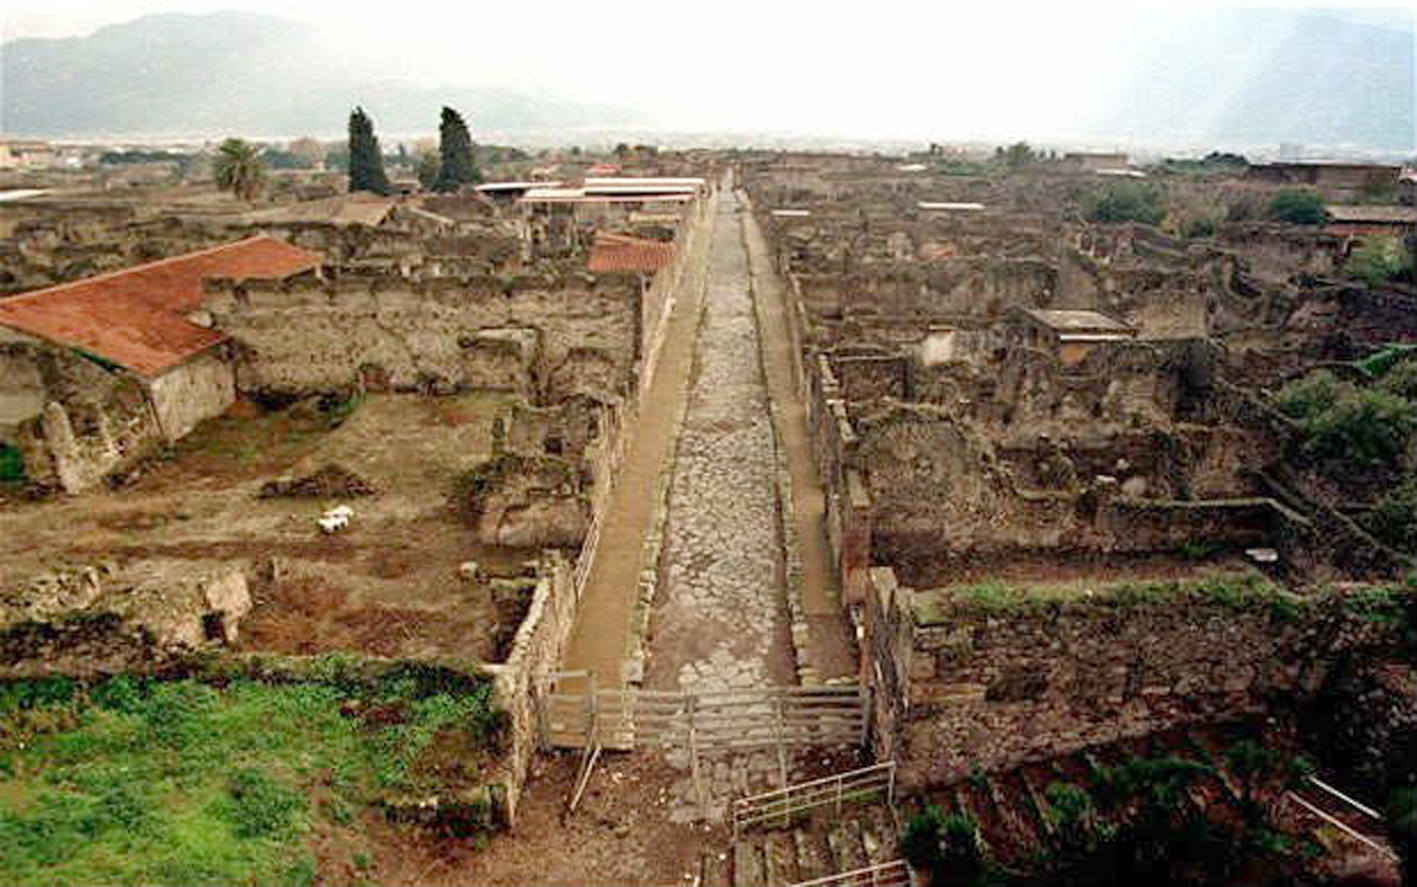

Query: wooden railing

[732,761,895,839]
[543,684,868,753]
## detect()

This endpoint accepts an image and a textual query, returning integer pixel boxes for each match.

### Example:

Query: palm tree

[213,138,266,202]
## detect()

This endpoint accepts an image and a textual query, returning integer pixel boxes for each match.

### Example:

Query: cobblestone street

[646,190,794,697]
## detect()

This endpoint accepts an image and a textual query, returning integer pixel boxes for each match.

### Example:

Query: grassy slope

[0,676,498,886]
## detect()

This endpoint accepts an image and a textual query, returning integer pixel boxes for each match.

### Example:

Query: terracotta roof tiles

[0,235,320,377]
[586,232,676,274]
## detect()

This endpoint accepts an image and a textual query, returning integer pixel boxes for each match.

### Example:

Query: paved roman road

[644,188,796,695]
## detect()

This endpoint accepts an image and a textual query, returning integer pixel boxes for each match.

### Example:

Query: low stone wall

[483,187,718,821]
[865,567,1409,789]
[483,551,578,825]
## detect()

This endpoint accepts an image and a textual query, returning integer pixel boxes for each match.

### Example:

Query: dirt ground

[0,393,535,663]
[318,752,725,887]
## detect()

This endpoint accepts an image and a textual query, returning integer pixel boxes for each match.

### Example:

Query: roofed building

[1005,308,1138,365]
[0,236,320,492]
[1324,204,1417,238]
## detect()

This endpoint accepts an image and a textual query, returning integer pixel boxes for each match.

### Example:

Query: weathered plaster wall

[145,351,235,441]
[206,274,640,404]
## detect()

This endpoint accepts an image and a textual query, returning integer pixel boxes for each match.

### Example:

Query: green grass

[913,573,1305,624]
[0,674,501,886]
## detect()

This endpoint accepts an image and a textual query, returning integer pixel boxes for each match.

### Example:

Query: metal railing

[732,761,896,838]
[787,860,911,887]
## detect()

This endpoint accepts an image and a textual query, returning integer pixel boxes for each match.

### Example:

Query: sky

[2,0,1414,142]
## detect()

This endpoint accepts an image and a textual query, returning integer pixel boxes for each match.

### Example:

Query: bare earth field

[0,393,535,663]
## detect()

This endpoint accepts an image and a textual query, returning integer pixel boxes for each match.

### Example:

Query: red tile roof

[0,235,319,377]
[586,232,676,274]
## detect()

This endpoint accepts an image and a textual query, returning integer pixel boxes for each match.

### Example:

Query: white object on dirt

[318,513,349,534]
[458,561,480,580]
[1245,547,1279,564]
[326,505,354,519]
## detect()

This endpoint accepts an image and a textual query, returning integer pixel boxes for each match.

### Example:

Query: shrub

[1045,781,1101,856]
[1183,216,1217,239]
[1273,370,1342,421]
[1379,358,1417,400]
[1085,183,1166,226]
[1265,189,1327,224]
[1302,386,1416,467]
[219,768,306,839]
[0,443,23,482]
[901,807,988,887]
[1347,235,1414,286]
[1365,478,1417,551]
[1389,786,1417,887]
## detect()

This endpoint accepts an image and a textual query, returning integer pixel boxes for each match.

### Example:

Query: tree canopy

[1265,188,1327,225]
[434,106,479,193]
[212,138,266,202]
[347,107,392,196]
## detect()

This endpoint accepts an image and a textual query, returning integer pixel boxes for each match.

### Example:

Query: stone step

[826,819,868,874]
[733,841,765,887]
[792,827,831,883]
[701,850,731,887]
[862,803,898,860]
[763,831,796,886]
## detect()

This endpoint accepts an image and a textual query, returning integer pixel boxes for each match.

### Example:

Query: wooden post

[774,696,789,828]
[887,761,896,807]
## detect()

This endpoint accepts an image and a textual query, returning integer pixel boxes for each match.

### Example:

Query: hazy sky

[2,0,1414,140]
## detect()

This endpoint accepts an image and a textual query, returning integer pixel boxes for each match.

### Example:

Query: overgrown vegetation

[1274,368,1417,468]
[1264,188,1327,225]
[919,574,1299,621]
[0,670,502,885]
[906,746,1327,886]
[1346,235,1414,286]
[1155,152,1249,177]
[0,443,24,483]
[1084,183,1166,226]
[901,806,988,887]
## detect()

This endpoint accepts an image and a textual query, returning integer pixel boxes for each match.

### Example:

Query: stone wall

[145,351,236,441]
[205,272,640,403]
[483,551,578,825]
[478,186,718,823]
[10,344,165,493]
[865,567,1408,789]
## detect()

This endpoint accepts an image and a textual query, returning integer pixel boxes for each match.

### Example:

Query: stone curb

[620,187,720,688]
[739,191,818,687]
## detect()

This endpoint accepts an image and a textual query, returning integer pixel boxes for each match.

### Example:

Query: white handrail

[788,859,910,887]
[736,761,895,806]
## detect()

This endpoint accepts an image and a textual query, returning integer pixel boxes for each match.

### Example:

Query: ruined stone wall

[866,567,1406,789]
[484,551,577,825]
[145,351,236,441]
[0,340,46,439]
[7,343,165,492]
[488,187,718,822]
[205,273,639,403]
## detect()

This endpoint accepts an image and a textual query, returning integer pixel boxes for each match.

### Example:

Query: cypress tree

[347,106,391,196]
[434,106,479,193]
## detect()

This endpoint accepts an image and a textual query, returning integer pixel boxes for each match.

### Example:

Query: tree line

[211,105,482,202]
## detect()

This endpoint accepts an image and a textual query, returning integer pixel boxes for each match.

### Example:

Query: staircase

[701,803,903,886]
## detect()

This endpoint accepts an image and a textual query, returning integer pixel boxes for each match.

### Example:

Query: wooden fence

[542,684,869,753]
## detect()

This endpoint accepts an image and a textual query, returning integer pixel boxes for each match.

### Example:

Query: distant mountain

[1082,8,1415,152]
[0,11,640,139]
